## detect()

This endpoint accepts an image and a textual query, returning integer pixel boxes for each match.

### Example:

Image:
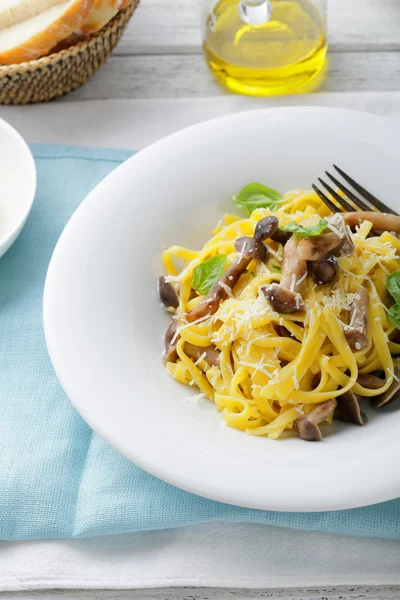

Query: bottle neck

[238,0,273,25]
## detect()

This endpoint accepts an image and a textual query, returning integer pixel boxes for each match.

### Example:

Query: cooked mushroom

[335,390,366,425]
[254,216,279,242]
[234,236,268,262]
[296,232,342,261]
[313,254,339,285]
[344,287,369,351]
[164,319,178,363]
[275,325,295,338]
[262,236,307,314]
[184,343,220,367]
[185,253,252,323]
[373,367,400,408]
[280,235,307,293]
[158,276,179,309]
[327,214,354,258]
[262,283,305,313]
[270,229,292,245]
[293,399,337,441]
[357,373,385,390]
[344,212,400,233]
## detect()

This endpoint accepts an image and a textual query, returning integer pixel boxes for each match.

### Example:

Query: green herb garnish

[280,219,328,238]
[270,264,282,272]
[387,272,400,304]
[386,271,400,329]
[192,255,227,295]
[251,271,256,277]
[233,183,282,216]
[388,304,400,329]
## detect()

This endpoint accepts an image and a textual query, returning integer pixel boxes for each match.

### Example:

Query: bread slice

[0,0,97,64]
[0,1,65,30]
[79,0,130,35]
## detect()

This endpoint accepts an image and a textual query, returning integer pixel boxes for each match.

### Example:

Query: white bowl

[44,107,400,512]
[0,119,36,258]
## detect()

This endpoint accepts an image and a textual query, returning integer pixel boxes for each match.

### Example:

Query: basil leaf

[387,271,400,304]
[192,255,227,295]
[388,303,400,330]
[280,219,328,238]
[233,183,283,216]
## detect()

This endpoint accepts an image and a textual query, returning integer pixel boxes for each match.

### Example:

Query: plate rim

[44,106,400,512]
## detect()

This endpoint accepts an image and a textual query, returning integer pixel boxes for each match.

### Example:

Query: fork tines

[313,166,398,216]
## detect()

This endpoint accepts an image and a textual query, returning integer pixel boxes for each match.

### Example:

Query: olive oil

[203,0,327,96]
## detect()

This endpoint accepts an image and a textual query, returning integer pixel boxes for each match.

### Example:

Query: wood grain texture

[66,51,400,100]
[117,0,400,55]
[2,587,400,599]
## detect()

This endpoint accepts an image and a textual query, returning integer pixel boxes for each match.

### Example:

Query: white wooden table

[67,0,400,101]
[7,2,400,599]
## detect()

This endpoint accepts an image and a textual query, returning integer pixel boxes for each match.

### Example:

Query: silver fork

[312,165,398,216]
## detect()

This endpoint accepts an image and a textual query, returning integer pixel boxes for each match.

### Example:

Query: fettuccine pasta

[158,188,400,441]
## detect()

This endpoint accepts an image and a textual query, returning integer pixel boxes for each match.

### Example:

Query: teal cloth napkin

[1,143,400,541]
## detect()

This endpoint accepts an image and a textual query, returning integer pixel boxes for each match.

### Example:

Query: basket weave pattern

[0,0,138,105]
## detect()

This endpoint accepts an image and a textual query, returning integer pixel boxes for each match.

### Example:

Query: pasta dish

[158,183,400,441]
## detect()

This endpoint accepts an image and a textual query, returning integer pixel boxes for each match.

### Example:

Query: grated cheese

[240,359,273,380]
[387,368,400,383]
[267,246,281,260]
[237,240,248,261]
[296,270,308,286]
[292,368,300,390]
[218,280,234,298]
[378,261,390,275]
[194,352,207,366]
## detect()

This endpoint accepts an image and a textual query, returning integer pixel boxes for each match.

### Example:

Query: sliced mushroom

[262,283,305,314]
[293,399,337,442]
[164,319,179,363]
[158,276,179,309]
[335,390,366,425]
[185,253,252,323]
[344,287,369,351]
[357,373,385,390]
[327,214,354,258]
[234,236,268,262]
[344,212,400,233]
[313,254,339,285]
[184,343,220,367]
[280,235,307,293]
[296,232,342,262]
[254,216,279,242]
[373,367,400,408]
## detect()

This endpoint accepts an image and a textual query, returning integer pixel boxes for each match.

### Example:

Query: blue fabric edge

[30,143,135,162]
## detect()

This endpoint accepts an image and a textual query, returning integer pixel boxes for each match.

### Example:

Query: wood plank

[2,586,400,599]
[118,0,400,55]
[66,51,400,101]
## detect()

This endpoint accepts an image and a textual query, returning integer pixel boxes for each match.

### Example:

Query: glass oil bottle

[202,0,327,96]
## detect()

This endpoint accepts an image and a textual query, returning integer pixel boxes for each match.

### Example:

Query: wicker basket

[0,0,139,105]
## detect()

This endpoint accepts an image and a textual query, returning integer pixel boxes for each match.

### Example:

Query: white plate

[44,107,400,512]
[0,118,36,258]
